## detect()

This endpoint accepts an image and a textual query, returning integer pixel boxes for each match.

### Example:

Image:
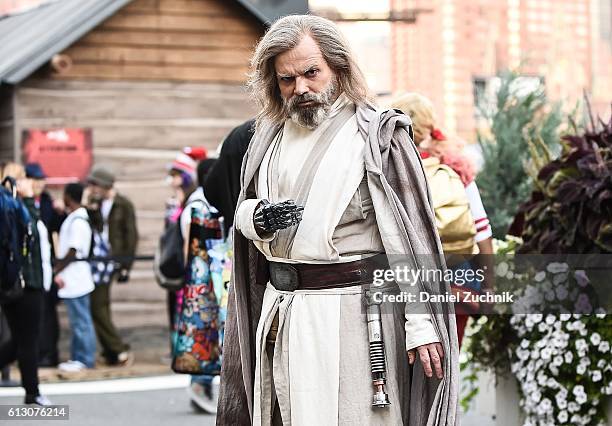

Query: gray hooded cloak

[216,103,459,426]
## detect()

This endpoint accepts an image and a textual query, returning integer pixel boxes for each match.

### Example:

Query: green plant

[516,117,612,254]
[510,312,611,426]
[510,113,612,426]
[476,71,563,239]
[462,114,612,425]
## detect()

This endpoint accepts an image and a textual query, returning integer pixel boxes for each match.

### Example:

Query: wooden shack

[0,0,307,264]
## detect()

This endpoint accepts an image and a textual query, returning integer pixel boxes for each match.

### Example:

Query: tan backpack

[421,156,478,261]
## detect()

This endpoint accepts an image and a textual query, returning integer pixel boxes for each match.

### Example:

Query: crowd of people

[0,14,501,425]
[0,162,138,404]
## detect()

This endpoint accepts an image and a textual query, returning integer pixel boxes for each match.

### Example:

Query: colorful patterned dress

[172,203,230,375]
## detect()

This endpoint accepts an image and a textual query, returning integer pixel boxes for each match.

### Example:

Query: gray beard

[284,80,338,129]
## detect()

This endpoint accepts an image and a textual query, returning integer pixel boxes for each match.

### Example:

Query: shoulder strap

[183,197,205,217]
[1,177,17,198]
[185,194,219,216]
[185,197,205,209]
[68,215,95,258]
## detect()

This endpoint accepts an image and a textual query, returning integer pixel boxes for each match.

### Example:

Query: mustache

[287,92,324,111]
[283,80,338,116]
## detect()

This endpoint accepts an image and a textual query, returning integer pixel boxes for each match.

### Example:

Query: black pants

[38,285,60,366]
[90,284,129,363]
[0,288,43,397]
[167,290,177,353]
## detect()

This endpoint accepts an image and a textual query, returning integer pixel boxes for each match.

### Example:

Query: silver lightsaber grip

[366,296,391,408]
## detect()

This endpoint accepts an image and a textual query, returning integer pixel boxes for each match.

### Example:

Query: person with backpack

[182,158,225,414]
[156,153,223,413]
[0,162,52,405]
[391,92,495,346]
[53,183,96,373]
[160,152,205,344]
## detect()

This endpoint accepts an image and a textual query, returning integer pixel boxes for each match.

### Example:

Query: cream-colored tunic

[236,95,382,263]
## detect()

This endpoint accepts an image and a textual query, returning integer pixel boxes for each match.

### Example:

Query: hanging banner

[22,128,93,185]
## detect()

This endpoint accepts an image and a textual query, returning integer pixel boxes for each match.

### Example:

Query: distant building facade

[390,0,612,139]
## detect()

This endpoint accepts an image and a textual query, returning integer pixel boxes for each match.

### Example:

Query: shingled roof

[0,0,308,85]
[236,0,307,25]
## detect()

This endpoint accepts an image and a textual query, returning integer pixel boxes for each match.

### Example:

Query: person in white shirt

[53,183,96,372]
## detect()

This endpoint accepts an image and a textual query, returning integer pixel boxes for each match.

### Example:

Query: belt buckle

[270,263,300,291]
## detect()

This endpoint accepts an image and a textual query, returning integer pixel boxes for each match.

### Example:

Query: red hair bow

[430,128,446,141]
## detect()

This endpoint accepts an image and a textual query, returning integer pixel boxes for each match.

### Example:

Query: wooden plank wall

[53,0,263,83]
[11,0,264,284]
[0,85,15,161]
[14,78,258,272]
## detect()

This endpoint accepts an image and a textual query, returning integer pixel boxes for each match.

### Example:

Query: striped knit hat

[169,152,197,179]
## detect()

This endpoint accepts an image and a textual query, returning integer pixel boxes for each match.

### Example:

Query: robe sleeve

[235,198,276,242]
[405,313,440,350]
[367,110,452,352]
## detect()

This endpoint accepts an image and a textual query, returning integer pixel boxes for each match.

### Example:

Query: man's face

[274,35,338,129]
[88,182,110,201]
[32,178,45,197]
[62,193,71,212]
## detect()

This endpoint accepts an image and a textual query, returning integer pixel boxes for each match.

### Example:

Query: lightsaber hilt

[366,295,391,408]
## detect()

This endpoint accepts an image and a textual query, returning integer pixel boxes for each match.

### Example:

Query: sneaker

[25,395,53,406]
[187,375,220,414]
[111,351,134,367]
[58,360,87,372]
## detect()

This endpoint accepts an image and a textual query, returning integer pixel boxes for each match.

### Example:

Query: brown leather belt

[268,256,386,291]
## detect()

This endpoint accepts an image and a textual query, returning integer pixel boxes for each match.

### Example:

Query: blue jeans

[64,294,97,368]
[191,375,214,386]
[450,259,483,292]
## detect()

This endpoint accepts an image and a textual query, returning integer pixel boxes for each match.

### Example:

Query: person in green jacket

[86,166,138,366]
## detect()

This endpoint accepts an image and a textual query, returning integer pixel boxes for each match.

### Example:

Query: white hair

[248,14,371,125]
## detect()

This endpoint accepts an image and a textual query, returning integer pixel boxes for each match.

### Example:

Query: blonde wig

[390,92,438,145]
[391,92,475,184]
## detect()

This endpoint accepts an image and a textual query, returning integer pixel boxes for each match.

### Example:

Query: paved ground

[1,277,217,425]
[0,379,215,426]
[8,275,174,383]
[1,275,497,425]
[0,376,489,426]
[0,389,492,426]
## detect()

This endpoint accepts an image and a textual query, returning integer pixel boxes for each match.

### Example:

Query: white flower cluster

[509,263,598,315]
[510,313,612,426]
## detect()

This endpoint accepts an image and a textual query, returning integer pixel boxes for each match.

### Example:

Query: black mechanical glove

[253,199,304,235]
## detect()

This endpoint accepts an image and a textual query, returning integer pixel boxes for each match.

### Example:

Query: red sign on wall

[22,128,93,185]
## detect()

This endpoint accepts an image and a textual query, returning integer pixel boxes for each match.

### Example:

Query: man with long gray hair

[218,15,459,425]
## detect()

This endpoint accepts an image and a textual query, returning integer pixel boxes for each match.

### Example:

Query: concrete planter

[493,374,612,426]
[494,375,523,426]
